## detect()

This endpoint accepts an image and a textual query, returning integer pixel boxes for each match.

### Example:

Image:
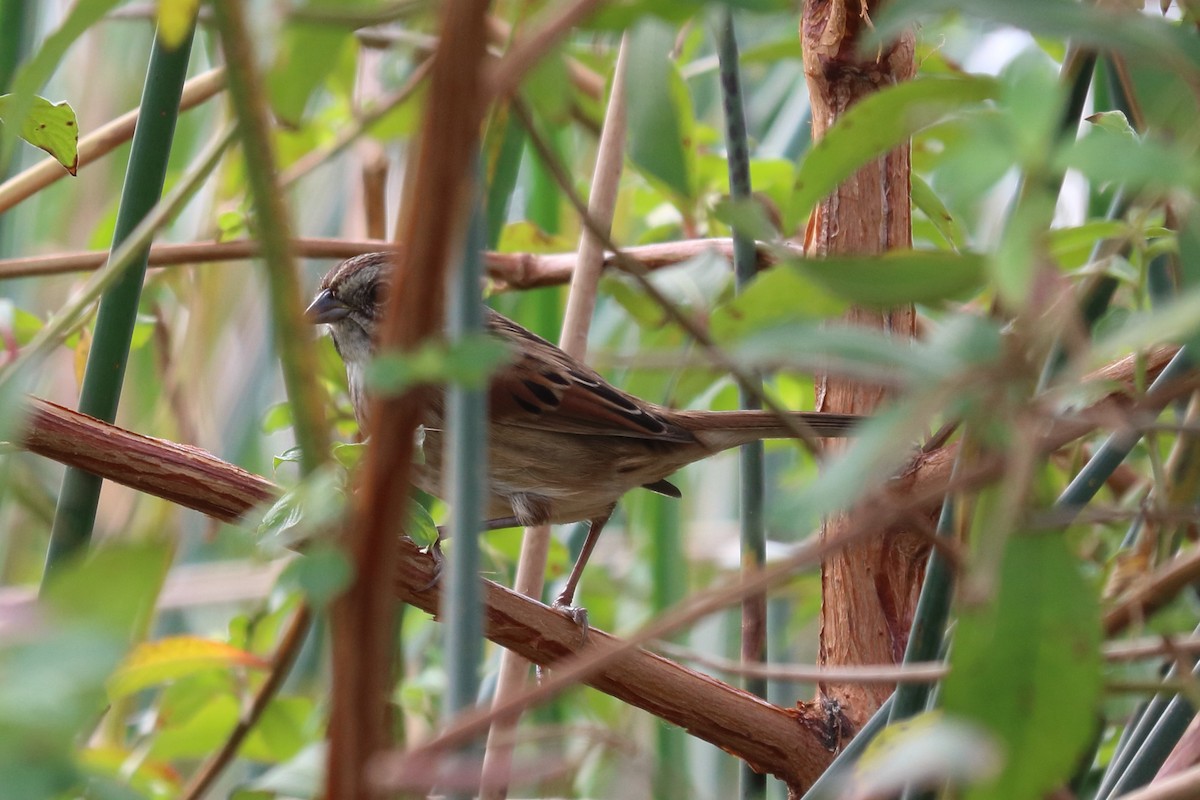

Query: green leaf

[711,196,779,242]
[1055,127,1200,193]
[0,94,79,174]
[943,531,1102,800]
[367,335,510,395]
[0,0,117,167]
[406,499,440,550]
[626,19,692,199]
[849,713,1001,797]
[991,191,1055,307]
[266,1,379,127]
[156,0,200,50]
[42,542,171,636]
[241,697,314,762]
[789,75,998,227]
[278,545,352,609]
[778,250,987,308]
[911,172,966,251]
[874,0,1200,87]
[1085,109,1137,138]
[711,260,847,343]
[257,466,345,549]
[263,401,294,434]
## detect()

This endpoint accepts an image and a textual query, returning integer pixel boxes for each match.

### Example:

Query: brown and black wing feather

[485,309,697,444]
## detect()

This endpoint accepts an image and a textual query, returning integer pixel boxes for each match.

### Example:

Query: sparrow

[307,252,860,613]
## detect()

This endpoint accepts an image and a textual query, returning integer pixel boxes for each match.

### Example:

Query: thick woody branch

[10,343,1181,790]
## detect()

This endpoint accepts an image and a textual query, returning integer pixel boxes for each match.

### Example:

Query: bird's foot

[552,592,589,647]
[414,537,444,593]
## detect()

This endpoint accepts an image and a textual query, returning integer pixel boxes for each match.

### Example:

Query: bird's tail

[671,409,862,451]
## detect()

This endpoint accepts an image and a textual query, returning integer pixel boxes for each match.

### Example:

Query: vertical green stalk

[0,0,32,93]
[888,497,956,722]
[1101,657,1200,798]
[444,201,487,797]
[715,12,767,800]
[43,26,195,582]
[485,111,525,248]
[648,492,687,800]
[1093,628,1199,798]
[798,696,895,799]
[211,0,328,477]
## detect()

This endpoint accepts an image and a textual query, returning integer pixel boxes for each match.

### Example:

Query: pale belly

[412,423,698,526]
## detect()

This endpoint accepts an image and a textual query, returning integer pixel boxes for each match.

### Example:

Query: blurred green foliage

[0,0,1199,797]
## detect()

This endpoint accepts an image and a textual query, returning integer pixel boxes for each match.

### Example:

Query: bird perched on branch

[308,252,860,617]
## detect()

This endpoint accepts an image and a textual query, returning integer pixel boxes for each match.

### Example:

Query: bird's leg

[552,509,614,634]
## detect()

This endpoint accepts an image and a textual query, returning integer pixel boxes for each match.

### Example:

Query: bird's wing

[485,309,697,443]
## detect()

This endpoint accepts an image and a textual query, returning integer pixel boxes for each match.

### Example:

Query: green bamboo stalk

[888,497,956,722]
[648,492,687,800]
[211,0,329,477]
[0,0,32,93]
[799,696,895,799]
[444,201,488,799]
[42,25,195,582]
[1101,656,1200,798]
[485,111,525,248]
[714,13,767,799]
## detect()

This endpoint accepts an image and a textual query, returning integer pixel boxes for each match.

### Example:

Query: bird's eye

[365,283,380,306]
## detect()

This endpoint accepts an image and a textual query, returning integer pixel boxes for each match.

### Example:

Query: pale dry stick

[480,34,630,800]
[1119,762,1200,800]
[511,98,829,454]
[353,45,392,240]
[485,15,604,100]
[279,57,433,189]
[0,67,226,215]
[653,640,946,684]
[656,632,1200,684]
[0,126,237,392]
[484,0,606,101]
[0,236,782,286]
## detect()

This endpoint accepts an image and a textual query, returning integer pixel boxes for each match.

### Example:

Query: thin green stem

[211,0,329,476]
[444,200,488,800]
[42,25,195,582]
[715,13,767,798]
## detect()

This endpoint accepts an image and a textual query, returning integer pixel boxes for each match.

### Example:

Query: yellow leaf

[73,326,91,389]
[109,636,269,699]
[156,0,201,51]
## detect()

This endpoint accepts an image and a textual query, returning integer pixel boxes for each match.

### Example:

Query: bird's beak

[305,290,351,324]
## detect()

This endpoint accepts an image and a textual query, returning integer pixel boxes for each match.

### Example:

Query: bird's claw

[414,537,444,593]
[552,595,589,647]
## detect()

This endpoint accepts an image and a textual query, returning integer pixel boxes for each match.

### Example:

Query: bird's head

[306,252,393,366]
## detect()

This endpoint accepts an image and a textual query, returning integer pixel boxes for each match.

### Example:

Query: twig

[481,33,630,800]
[512,98,829,453]
[180,603,313,800]
[0,236,785,287]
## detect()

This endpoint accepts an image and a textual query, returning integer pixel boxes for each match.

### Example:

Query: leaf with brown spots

[0,94,80,175]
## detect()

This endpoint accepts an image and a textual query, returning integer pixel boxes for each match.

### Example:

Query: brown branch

[11,341,1182,791]
[19,397,276,521]
[803,0,919,729]
[0,237,786,289]
[325,1,491,796]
